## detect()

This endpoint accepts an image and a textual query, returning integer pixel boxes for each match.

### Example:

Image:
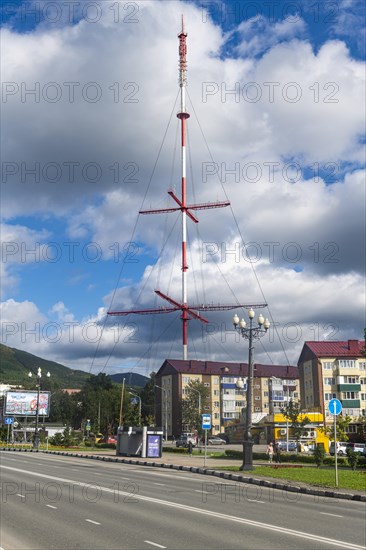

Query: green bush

[162,446,188,454]
[95,443,116,449]
[346,448,360,471]
[313,444,326,467]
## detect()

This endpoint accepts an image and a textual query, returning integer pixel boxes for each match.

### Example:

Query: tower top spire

[178,14,187,88]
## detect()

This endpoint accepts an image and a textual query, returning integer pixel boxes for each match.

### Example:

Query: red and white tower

[108,17,266,360]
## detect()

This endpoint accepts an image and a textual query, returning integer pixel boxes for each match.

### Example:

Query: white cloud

[235,15,307,57]
[0,1,365,372]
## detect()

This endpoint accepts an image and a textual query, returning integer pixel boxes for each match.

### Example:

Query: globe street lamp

[28,367,50,450]
[233,309,270,470]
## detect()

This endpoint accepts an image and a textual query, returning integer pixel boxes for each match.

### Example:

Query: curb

[1,448,365,502]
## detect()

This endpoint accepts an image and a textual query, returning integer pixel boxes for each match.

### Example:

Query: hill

[0,344,91,388]
[109,372,149,388]
[0,344,150,389]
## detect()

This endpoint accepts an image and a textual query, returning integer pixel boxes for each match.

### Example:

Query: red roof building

[155,359,299,437]
[298,340,366,433]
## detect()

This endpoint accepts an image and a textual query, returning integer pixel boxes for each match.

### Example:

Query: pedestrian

[266,442,274,463]
[188,440,193,456]
[274,442,281,463]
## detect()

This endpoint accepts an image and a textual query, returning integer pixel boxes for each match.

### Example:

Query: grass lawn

[217,465,366,491]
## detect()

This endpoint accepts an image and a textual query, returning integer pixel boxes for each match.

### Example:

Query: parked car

[329,441,348,456]
[207,437,227,445]
[99,435,117,445]
[278,441,297,452]
[217,433,230,443]
[176,435,196,448]
[346,442,366,455]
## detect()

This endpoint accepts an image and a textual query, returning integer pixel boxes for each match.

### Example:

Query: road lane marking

[153,483,166,486]
[85,519,101,525]
[145,541,167,549]
[320,512,344,518]
[16,494,25,498]
[46,505,58,509]
[1,465,364,550]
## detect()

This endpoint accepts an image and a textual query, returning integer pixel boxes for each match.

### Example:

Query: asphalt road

[1,452,365,550]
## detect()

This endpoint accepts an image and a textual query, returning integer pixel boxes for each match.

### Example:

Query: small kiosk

[116,426,163,458]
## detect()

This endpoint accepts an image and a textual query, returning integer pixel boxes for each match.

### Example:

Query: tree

[181,381,210,436]
[280,400,310,449]
[319,414,352,442]
[356,415,366,442]
[140,372,156,424]
[313,444,326,468]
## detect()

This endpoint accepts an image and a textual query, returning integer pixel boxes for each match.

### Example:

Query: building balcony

[341,399,361,408]
[337,384,361,392]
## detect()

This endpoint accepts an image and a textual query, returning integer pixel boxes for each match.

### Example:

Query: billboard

[147,434,162,458]
[4,391,50,416]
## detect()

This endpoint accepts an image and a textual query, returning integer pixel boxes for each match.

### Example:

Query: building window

[360,393,366,400]
[214,390,220,396]
[325,393,337,400]
[254,407,261,412]
[213,378,219,385]
[204,382,210,387]
[346,425,358,433]
[182,376,190,384]
[359,362,366,370]
[204,406,210,411]
[346,376,359,384]
[214,413,219,419]
[293,392,298,398]
[235,401,244,407]
[214,401,220,408]
[323,362,334,369]
[264,391,268,396]
[360,378,366,385]
[264,403,268,408]
[342,391,358,399]
[324,377,335,385]
[339,360,356,368]
[254,396,260,401]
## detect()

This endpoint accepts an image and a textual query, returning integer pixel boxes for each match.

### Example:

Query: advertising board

[5,391,50,416]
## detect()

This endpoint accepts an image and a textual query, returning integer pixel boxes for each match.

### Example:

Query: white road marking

[46,505,58,509]
[194,490,264,503]
[153,483,166,486]
[144,541,167,549]
[85,519,101,525]
[320,512,344,518]
[16,494,25,498]
[1,465,364,550]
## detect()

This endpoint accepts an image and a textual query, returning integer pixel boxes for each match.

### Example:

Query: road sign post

[328,399,342,487]
[202,414,211,467]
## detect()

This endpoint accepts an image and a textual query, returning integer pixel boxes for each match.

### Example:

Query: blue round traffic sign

[328,398,342,416]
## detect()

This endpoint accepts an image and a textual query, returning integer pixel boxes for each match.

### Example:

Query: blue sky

[1,0,365,376]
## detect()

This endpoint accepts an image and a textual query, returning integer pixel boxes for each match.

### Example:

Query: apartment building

[298,340,366,436]
[155,359,299,436]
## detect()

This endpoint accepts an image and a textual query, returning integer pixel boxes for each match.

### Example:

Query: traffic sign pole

[334,411,338,487]
[328,398,342,488]
[202,414,211,468]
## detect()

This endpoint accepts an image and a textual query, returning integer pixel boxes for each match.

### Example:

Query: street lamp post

[129,391,142,426]
[155,385,168,441]
[28,367,50,450]
[233,309,270,470]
